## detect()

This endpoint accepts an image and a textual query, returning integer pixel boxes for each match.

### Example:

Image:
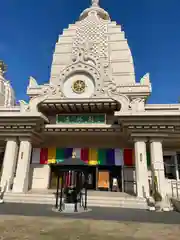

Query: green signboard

[56,114,105,124]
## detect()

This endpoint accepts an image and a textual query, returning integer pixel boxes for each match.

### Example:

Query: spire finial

[91,0,99,7]
[0,60,7,77]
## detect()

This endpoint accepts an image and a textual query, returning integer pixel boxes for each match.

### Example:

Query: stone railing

[171,198,180,212]
[171,180,180,199]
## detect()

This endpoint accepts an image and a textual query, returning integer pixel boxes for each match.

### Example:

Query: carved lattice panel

[72,13,108,61]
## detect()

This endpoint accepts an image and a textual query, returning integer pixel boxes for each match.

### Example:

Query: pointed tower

[0,61,16,107]
[49,0,136,93]
[27,1,151,112]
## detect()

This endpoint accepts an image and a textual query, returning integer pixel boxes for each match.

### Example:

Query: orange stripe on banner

[89,148,98,165]
[48,148,56,164]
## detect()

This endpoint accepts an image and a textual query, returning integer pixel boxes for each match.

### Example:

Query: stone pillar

[134,139,150,198]
[0,138,19,191]
[174,154,180,180]
[150,140,166,198]
[12,138,32,193]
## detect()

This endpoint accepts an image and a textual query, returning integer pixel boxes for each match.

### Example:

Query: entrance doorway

[49,165,97,190]
[49,165,122,191]
[86,166,96,190]
[49,165,58,189]
[98,166,122,192]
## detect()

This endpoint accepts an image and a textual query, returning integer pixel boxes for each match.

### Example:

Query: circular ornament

[72,80,86,94]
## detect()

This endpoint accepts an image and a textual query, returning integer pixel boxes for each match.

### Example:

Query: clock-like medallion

[72,80,86,94]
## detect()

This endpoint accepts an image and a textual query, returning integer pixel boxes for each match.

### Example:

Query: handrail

[171,180,180,198]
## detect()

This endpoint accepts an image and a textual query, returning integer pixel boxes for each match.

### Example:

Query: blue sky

[0,0,180,103]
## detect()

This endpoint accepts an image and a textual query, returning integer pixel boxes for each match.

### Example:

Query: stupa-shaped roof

[80,0,110,20]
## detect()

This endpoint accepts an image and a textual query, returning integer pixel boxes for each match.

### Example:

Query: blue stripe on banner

[106,148,115,165]
[64,148,73,159]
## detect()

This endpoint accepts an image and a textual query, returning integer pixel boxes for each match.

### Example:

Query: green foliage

[152,190,162,202]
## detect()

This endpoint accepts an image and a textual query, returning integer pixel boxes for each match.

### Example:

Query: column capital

[132,137,148,143]
[18,137,32,143]
[5,137,19,143]
[149,138,164,144]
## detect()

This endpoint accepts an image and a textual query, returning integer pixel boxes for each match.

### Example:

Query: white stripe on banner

[31,148,40,164]
[73,148,81,158]
[115,149,124,166]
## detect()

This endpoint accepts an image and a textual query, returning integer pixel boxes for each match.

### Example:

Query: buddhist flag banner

[56,148,73,163]
[31,148,40,164]
[80,148,89,163]
[115,149,124,166]
[106,149,115,165]
[123,149,134,166]
[97,149,106,165]
[48,148,56,164]
[31,148,146,167]
[40,148,48,164]
[146,151,151,167]
[89,148,98,165]
[73,148,81,159]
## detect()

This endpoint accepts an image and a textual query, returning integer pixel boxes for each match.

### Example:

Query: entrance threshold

[28,189,135,198]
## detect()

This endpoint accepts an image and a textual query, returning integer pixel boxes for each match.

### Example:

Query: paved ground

[0,203,180,239]
[0,215,180,240]
[0,202,179,224]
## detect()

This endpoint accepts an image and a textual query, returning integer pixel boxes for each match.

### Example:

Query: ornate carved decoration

[21,84,64,113]
[105,81,129,111]
[72,9,109,91]
[28,76,38,88]
[130,98,145,112]
[140,73,151,85]
[58,61,102,96]
[42,84,63,97]
[73,12,108,60]
[72,80,86,94]
[104,80,147,112]
[0,60,7,77]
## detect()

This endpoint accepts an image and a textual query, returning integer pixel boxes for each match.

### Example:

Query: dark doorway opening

[98,165,122,192]
[86,166,96,190]
[49,165,122,191]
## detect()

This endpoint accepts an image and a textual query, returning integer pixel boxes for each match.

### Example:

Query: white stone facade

[0,1,180,200]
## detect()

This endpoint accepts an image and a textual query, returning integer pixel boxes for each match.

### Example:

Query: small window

[163,156,176,180]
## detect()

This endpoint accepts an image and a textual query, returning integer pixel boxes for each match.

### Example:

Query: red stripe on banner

[40,148,48,164]
[81,148,89,163]
[124,149,133,166]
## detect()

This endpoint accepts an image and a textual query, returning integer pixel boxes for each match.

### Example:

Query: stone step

[3,192,147,209]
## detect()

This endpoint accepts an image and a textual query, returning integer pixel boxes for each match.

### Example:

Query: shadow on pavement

[0,203,179,225]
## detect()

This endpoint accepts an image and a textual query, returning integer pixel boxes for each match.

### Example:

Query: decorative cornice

[127,125,175,131]
[44,126,121,133]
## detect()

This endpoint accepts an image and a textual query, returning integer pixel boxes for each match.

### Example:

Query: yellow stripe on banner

[48,148,56,164]
[89,148,98,165]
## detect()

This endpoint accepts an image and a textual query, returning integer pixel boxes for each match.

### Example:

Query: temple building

[0,0,180,200]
